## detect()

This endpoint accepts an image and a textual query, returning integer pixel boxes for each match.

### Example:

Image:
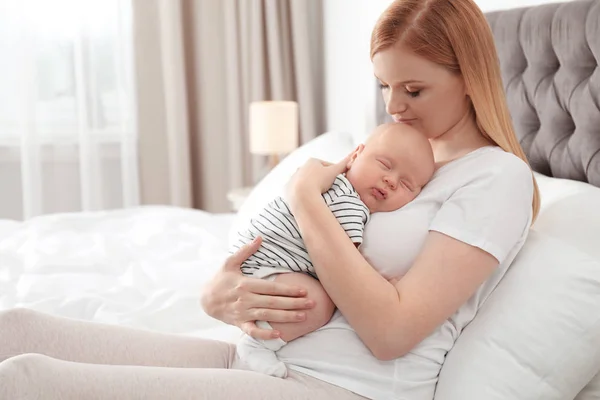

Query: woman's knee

[0,353,51,396]
[0,308,47,366]
[0,307,40,328]
[0,352,52,374]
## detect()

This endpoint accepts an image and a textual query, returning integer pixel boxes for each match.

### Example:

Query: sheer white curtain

[0,0,138,220]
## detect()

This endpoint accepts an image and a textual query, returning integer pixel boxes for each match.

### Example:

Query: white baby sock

[237,321,288,378]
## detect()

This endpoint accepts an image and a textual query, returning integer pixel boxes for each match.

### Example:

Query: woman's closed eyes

[406,89,420,98]
[378,82,421,98]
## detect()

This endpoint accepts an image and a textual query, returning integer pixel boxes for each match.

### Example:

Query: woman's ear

[347,144,364,169]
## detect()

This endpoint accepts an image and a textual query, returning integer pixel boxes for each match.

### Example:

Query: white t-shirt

[276,146,534,400]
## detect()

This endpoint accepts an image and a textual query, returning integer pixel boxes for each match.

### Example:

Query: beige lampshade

[249,101,299,155]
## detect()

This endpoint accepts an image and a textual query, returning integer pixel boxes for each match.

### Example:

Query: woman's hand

[285,153,353,208]
[200,237,316,340]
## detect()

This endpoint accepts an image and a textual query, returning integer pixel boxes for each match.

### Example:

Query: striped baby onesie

[232,174,370,280]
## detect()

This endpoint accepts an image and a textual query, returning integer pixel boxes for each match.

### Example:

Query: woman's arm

[200,237,316,340]
[290,190,498,360]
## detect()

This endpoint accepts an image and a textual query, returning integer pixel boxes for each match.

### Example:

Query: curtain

[0,0,325,219]
[0,0,138,220]
[218,0,326,201]
[131,0,193,208]
[136,0,325,212]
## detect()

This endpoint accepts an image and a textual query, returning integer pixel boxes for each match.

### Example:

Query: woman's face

[372,43,472,140]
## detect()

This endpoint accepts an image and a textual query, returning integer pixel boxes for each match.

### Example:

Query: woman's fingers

[224,236,263,271]
[238,275,308,298]
[250,308,309,324]
[251,292,315,310]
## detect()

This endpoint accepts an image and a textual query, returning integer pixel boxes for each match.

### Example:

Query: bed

[1,0,599,399]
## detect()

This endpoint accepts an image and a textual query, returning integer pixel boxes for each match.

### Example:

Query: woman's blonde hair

[370,0,540,222]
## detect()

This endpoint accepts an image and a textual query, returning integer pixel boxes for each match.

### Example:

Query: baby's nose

[384,177,396,190]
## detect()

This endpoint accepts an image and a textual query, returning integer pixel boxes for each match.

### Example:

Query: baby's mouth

[372,188,387,200]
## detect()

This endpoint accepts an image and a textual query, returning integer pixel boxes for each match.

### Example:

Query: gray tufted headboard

[374,0,600,187]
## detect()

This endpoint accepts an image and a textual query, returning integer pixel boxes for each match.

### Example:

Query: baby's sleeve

[429,158,534,264]
[327,194,370,246]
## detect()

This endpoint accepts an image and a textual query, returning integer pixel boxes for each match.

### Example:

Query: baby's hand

[285,154,353,208]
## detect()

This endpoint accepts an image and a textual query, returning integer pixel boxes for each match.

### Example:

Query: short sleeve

[429,158,534,263]
[327,194,370,245]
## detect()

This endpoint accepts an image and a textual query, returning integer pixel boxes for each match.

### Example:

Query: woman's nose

[383,176,397,190]
[385,90,408,116]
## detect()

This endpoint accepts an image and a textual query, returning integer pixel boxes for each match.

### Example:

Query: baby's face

[345,124,435,213]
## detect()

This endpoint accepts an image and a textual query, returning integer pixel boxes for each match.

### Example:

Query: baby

[231,122,435,378]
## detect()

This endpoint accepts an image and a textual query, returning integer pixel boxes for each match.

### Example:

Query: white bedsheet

[0,206,243,343]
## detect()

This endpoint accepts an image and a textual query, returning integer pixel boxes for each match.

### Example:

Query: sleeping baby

[231,122,435,378]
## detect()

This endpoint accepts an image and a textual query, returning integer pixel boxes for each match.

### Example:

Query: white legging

[0,308,366,400]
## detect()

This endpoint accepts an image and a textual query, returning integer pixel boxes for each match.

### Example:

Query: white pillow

[533,174,600,400]
[534,172,600,210]
[229,130,356,244]
[533,173,600,261]
[435,230,600,399]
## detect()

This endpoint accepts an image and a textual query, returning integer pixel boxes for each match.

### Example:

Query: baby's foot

[238,343,288,378]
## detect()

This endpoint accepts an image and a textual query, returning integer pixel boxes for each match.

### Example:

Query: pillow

[435,230,600,399]
[533,172,600,261]
[229,130,356,244]
[534,172,600,209]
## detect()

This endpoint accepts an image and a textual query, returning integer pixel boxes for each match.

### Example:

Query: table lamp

[249,101,299,169]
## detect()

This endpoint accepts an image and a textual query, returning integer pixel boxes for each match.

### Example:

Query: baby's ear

[347,144,364,168]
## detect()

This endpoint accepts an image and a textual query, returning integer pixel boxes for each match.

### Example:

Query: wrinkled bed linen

[0,206,242,343]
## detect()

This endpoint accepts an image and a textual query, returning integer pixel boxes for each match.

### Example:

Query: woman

[0,0,539,399]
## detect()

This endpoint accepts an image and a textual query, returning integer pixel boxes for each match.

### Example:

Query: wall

[323,0,390,140]
[473,0,570,11]
[323,0,574,139]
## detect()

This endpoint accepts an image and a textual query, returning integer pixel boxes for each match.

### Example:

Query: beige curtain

[132,0,325,212]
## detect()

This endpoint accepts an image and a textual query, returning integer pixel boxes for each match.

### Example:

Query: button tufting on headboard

[374,0,600,187]
[486,0,600,186]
